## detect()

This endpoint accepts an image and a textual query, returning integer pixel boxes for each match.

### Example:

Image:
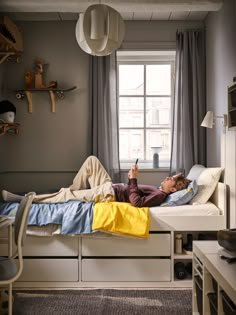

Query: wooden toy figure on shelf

[34,59,57,89]
[24,70,33,89]
[34,59,45,88]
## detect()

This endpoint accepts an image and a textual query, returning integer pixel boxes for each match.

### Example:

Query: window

[117,51,175,169]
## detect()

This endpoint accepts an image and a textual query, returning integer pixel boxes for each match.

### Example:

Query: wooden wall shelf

[0,16,23,64]
[15,86,77,113]
[0,122,20,136]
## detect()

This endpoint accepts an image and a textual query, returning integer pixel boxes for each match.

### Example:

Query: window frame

[117,51,175,170]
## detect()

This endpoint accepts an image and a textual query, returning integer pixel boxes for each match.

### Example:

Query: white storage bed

[0,181,227,289]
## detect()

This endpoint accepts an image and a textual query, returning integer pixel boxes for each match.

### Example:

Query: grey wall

[0,19,203,193]
[206,0,236,227]
[0,21,91,192]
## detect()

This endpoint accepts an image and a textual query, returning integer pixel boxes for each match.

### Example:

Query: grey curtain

[89,52,120,183]
[170,30,206,175]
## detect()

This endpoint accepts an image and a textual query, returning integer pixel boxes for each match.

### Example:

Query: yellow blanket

[92,202,149,238]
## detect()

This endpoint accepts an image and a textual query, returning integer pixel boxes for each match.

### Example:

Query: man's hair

[174,174,191,191]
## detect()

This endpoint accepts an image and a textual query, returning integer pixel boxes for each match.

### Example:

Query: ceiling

[0,0,223,21]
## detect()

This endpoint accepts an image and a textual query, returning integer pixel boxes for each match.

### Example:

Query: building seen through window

[117,51,175,169]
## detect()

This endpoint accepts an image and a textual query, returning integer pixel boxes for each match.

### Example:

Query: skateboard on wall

[15,86,77,113]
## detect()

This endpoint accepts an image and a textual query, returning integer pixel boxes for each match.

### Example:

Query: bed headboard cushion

[210,182,227,215]
[189,167,224,205]
[160,180,198,207]
[186,164,206,180]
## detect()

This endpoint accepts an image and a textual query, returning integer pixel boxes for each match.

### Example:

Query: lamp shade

[75,4,125,56]
[201,111,214,128]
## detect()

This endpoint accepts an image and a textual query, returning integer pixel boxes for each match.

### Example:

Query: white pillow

[160,180,198,207]
[189,167,224,205]
[187,164,206,181]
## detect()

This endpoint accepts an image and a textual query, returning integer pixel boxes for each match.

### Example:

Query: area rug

[13,289,192,315]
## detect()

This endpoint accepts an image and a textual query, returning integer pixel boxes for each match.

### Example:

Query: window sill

[120,161,170,172]
[120,168,169,173]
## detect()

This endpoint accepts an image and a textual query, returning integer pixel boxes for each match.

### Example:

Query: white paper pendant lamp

[75,4,125,56]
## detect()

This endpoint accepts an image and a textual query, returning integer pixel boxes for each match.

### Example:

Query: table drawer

[18,258,78,281]
[82,258,171,281]
[82,233,170,256]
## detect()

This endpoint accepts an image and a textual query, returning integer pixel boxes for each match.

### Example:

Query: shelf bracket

[25,91,33,113]
[49,91,56,113]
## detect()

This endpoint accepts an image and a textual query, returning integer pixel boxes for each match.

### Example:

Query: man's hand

[128,164,139,179]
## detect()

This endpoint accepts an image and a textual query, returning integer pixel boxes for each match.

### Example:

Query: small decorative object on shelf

[24,70,33,89]
[174,262,187,280]
[15,58,76,113]
[0,100,20,136]
[183,234,193,254]
[33,58,57,89]
[0,100,16,123]
[151,146,162,168]
[175,233,183,254]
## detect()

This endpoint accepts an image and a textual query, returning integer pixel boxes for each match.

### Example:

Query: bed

[0,165,227,288]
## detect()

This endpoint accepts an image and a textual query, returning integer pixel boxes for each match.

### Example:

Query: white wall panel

[206,0,236,227]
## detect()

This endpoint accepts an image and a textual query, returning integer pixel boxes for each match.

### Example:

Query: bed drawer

[22,236,79,256]
[18,258,78,281]
[82,233,170,256]
[82,258,171,281]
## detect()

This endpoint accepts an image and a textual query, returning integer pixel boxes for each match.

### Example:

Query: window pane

[146,129,171,167]
[146,65,171,95]
[119,97,144,127]
[146,97,171,127]
[119,129,144,160]
[119,65,144,95]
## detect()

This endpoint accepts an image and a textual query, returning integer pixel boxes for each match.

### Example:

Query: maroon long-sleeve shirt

[112,178,167,208]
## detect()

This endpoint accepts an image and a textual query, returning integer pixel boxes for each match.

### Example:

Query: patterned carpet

[12,289,192,315]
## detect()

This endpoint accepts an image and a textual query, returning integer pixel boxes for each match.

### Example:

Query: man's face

[161,174,188,194]
[161,176,178,194]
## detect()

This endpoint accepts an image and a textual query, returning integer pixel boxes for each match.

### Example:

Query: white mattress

[150,201,220,216]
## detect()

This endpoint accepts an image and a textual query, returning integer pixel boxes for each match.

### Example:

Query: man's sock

[2,190,24,202]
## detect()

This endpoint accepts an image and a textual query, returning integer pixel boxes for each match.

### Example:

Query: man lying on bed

[2,156,190,207]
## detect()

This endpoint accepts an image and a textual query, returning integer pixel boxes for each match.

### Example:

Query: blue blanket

[0,200,95,235]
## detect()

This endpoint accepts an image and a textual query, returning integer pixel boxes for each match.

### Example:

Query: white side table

[193,241,236,315]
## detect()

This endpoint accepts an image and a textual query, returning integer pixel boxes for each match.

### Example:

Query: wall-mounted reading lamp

[201,111,228,170]
[201,111,227,128]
